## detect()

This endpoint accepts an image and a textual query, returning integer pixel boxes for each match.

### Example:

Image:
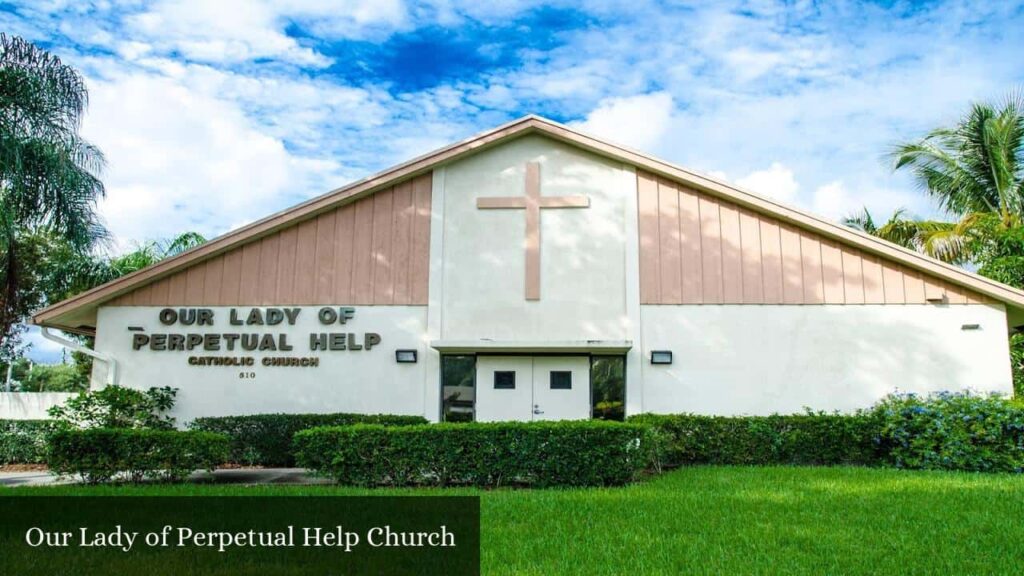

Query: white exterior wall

[437,134,633,342]
[640,303,1013,415]
[0,392,76,419]
[92,306,428,424]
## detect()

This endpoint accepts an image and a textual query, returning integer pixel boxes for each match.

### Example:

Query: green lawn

[6,466,1024,575]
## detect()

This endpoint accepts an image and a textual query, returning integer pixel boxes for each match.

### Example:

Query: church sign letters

[129,307,381,369]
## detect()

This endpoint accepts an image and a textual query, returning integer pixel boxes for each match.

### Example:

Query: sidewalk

[0,468,333,487]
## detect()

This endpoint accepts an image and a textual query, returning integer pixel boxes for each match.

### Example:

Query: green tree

[37,231,207,304]
[0,35,106,357]
[0,355,30,389]
[842,208,959,258]
[882,91,1023,262]
[20,363,86,392]
[842,207,991,264]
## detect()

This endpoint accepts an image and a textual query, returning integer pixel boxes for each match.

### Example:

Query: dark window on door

[550,371,572,389]
[494,371,516,389]
[591,356,625,421]
[442,355,476,422]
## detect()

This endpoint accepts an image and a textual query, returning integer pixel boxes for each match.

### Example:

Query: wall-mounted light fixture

[650,350,673,365]
[395,349,418,363]
[961,324,981,331]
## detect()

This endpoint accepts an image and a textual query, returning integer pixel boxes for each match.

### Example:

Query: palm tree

[882,91,1024,262]
[40,231,208,303]
[842,207,974,263]
[162,231,206,257]
[109,232,208,277]
[0,34,107,355]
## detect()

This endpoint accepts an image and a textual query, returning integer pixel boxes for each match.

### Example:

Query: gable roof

[33,114,1024,333]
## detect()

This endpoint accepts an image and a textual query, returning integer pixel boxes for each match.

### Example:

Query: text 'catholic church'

[34,116,1024,423]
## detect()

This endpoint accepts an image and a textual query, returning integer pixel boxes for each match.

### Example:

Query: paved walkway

[0,468,332,487]
[0,470,68,487]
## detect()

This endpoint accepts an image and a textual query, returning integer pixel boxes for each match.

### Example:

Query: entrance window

[550,371,572,390]
[591,356,625,421]
[442,355,476,422]
[494,371,516,389]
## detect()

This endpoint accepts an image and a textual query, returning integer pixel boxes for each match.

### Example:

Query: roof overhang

[31,114,1024,331]
[430,340,633,355]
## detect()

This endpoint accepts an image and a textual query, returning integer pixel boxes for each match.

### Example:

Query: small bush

[294,420,649,487]
[48,428,229,483]
[0,420,53,464]
[629,412,882,469]
[872,392,1024,473]
[189,413,429,467]
[48,385,177,430]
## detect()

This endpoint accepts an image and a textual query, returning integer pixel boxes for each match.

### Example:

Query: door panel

[531,356,590,421]
[474,356,533,422]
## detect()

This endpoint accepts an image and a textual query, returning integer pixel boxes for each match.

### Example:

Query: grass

[6,466,1024,575]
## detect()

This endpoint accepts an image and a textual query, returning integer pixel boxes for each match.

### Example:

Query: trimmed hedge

[294,421,649,487]
[188,413,429,466]
[48,428,229,483]
[0,420,53,464]
[630,413,883,469]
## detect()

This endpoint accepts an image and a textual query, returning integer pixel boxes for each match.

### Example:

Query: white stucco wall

[438,134,632,342]
[92,306,428,424]
[0,392,76,420]
[639,303,1013,415]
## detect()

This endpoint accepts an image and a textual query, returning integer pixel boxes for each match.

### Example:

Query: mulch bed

[0,464,49,472]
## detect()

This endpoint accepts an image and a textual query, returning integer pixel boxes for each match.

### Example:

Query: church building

[32,116,1023,423]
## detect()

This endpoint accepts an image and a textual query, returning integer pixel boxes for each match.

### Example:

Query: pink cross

[476,162,590,300]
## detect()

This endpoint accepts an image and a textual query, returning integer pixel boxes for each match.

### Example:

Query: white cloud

[82,70,345,246]
[292,0,407,37]
[735,162,800,204]
[811,180,854,220]
[573,92,674,151]
[722,47,786,83]
[84,0,413,67]
[125,0,331,66]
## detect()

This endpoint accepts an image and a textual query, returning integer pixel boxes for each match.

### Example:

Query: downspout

[40,327,117,387]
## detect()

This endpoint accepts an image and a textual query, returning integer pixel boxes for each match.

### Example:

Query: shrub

[629,412,882,470]
[48,428,229,483]
[872,392,1024,473]
[188,413,429,467]
[48,385,177,430]
[0,420,53,464]
[294,420,650,487]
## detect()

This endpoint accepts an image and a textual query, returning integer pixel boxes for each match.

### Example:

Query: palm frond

[842,207,877,233]
[889,88,1024,222]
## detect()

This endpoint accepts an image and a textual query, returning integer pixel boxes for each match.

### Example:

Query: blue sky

[4,0,1024,361]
